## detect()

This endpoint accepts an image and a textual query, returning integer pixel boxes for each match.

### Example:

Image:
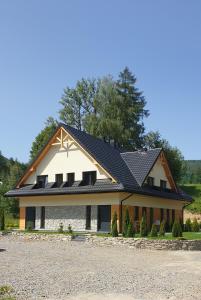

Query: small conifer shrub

[140,213,148,237]
[58,222,64,233]
[191,218,199,232]
[150,223,158,237]
[0,211,5,231]
[127,221,135,238]
[67,224,73,234]
[111,212,118,237]
[185,218,192,232]
[172,220,182,237]
[123,208,130,237]
[159,220,166,237]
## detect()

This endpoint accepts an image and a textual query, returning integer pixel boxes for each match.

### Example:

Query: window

[160,180,167,189]
[67,173,75,187]
[86,206,91,230]
[40,206,45,229]
[150,208,154,227]
[160,208,164,222]
[147,176,154,187]
[36,175,48,188]
[55,174,63,187]
[134,207,139,221]
[172,209,175,223]
[166,209,170,228]
[82,171,97,185]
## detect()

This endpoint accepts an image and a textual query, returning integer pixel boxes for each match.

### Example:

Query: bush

[0,211,5,231]
[67,224,73,234]
[150,223,158,237]
[26,221,34,231]
[123,208,130,237]
[111,212,118,237]
[58,222,64,233]
[159,220,166,237]
[191,218,199,232]
[172,220,183,237]
[126,221,135,238]
[185,218,192,232]
[140,213,148,237]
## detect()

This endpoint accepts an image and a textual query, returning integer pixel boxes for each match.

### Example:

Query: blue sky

[0,0,201,162]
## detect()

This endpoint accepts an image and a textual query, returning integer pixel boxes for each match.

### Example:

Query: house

[6,124,192,232]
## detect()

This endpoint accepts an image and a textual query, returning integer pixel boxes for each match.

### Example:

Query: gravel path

[0,236,201,300]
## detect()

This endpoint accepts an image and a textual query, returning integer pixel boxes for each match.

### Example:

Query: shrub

[123,208,130,237]
[111,212,118,237]
[159,220,166,237]
[150,224,158,237]
[58,222,64,233]
[126,221,135,238]
[0,285,13,296]
[26,221,34,231]
[191,218,199,232]
[172,220,183,237]
[0,211,5,231]
[140,213,148,237]
[185,218,192,232]
[67,224,73,234]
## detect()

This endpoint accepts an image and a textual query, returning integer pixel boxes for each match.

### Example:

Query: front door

[98,205,111,232]
[25,207,36,229]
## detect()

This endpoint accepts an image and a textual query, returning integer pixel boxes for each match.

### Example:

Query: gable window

[160,180,167,189]
[67,173,75,187]
[147,176,154,187]
[82,171,97,186]
[55,174,63,187]
[36,175,48,188]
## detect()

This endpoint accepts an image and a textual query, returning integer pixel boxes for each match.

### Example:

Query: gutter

[120,193,133,233]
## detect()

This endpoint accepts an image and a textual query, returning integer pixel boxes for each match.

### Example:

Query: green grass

[181,184,201,213]
[133,232,201,240]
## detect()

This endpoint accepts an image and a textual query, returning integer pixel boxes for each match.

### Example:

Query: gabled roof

[121,148,162,186]
[6,123,193,202]
[61,124,138,189]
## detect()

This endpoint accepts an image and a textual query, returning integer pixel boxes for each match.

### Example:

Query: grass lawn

[182,184,201,213]
[4,214,18,229]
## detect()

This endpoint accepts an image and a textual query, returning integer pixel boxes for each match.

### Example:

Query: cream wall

[145,158,171,188]
[25,144,108,184]
[19,192,186,210]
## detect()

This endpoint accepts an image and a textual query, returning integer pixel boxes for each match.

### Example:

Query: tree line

[0,67,187,226]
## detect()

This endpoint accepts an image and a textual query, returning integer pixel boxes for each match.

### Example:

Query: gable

[145,152,177,191]
[19,127,115,187]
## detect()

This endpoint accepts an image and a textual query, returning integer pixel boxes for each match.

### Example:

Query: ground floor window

[172,209,175,223]
[142,207,146,217]
[134,206,139,221]
[86,206,91,230]
[160,208,164,221]
[40,206,45,229]
[150,208,154,227]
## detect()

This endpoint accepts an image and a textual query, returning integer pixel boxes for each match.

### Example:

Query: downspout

[120,193,133,233]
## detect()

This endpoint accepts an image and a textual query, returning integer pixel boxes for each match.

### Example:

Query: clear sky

[0,0,201,162]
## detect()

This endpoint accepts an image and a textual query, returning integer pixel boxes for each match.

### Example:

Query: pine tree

[111,211,118,237]
[140,213,148,237]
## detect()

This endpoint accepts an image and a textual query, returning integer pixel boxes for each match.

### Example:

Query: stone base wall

[85,236,201,251]
[35,205,98,232]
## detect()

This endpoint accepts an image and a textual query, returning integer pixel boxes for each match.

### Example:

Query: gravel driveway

[0,236,201,300]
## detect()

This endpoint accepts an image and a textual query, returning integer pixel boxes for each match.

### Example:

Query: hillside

[182,184,201,213]
[182,160,201,184]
